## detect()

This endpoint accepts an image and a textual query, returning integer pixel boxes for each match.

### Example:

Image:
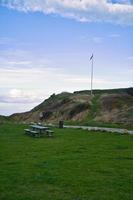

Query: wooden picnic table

[25,124,54,137]
[30,125,49,135]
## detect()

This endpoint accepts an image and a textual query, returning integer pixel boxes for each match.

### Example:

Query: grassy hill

[0,115,9,123]
[8,87,133,128]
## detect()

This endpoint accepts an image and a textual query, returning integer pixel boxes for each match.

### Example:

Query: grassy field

[0,124,133,200]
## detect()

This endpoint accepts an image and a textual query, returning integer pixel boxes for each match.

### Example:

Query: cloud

[109,33,120,38]
[1,0,133,25]
[93,37,103,43]
[0,37,15,45]
[0,89,44,104]
[79,35,103,43]
[0,48,52,70]
[127,56,133,60]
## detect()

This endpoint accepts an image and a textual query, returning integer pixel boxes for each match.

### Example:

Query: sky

[0,0,133,116]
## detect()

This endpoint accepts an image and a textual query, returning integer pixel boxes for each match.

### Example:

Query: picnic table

[25,124,54,137]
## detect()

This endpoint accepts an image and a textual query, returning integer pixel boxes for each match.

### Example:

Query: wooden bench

[24,129,30,134]
[45,130,54,137]
[24,129,38,137]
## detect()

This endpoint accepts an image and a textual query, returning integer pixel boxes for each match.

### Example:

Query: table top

[30,125,48,130]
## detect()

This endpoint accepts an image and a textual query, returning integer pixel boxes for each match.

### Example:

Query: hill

[0,115,9,123]
[8,87,133,127]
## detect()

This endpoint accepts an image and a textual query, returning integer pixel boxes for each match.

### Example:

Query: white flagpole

[90,54,94,96]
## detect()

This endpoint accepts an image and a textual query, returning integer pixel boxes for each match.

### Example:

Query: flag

[90,54,93,60]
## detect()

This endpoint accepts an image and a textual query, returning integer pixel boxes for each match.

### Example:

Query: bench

[45,130,54,137]
[24,129,38,137]
[24,129,30,134]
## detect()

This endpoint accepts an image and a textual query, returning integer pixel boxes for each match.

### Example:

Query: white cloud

[109,33,120,38]
[127,56,133,60]
[1,0,133,25]
[93,37,103,43]
[0,89,44,104]
[0,37,15,45]
[9,89,22,98]
[0,48,52,70]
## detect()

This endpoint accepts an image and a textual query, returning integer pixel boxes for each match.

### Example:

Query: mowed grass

[0,124,133,200]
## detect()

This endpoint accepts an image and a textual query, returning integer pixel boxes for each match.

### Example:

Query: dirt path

[64,125,133,135]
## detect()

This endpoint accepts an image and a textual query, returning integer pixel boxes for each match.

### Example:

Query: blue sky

[0,0,133,115]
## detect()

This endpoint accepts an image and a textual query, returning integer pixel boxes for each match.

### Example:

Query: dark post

[59,121,64,128]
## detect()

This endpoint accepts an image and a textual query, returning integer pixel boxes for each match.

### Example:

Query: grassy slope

[65,93,133,130]
[0,115,9,123]
[69,89,133,129]
[0,124,133,200]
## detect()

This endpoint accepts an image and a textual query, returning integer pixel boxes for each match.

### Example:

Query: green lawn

[0,124,133,200]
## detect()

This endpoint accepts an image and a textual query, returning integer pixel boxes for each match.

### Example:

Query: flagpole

[90,54,94,96]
